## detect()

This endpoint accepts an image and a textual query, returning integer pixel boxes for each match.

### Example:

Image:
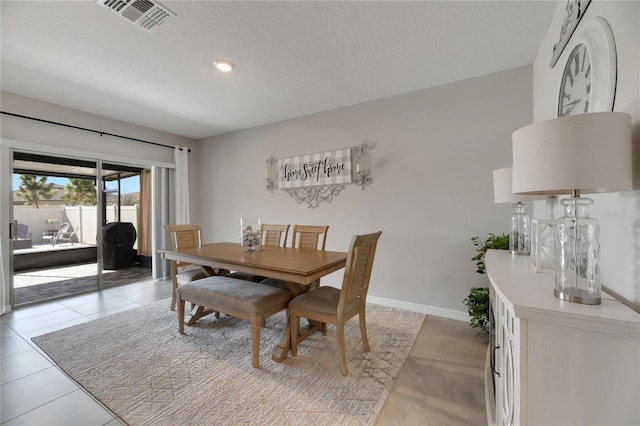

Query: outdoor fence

[13,205,139,248]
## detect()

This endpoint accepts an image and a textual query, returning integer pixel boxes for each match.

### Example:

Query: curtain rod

[0,111,191,153]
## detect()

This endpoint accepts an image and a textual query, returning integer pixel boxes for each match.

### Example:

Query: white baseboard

[367,295,469,323]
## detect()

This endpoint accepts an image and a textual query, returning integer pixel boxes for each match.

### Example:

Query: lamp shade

[512,112,632,195]
[493,167,548,203]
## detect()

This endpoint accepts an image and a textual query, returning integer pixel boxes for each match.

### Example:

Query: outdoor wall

[532,1,640,307]
[195,66,533,319]
[13,205,139,248]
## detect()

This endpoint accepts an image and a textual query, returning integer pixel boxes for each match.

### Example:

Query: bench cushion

[176,276,291,315]
[176,266,208,285]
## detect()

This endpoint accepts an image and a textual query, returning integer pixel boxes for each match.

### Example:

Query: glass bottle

[510,202,530,255]
[554,196,601,304]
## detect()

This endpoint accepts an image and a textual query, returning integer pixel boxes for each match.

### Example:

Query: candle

[356,164,361,173]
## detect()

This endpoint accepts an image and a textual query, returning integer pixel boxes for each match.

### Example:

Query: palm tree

[15,175,56,208]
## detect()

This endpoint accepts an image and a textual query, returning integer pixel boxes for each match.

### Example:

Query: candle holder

[353,142,372,190]
[265,154,277,194]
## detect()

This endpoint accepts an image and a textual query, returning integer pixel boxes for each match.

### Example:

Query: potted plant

[465,233,509,334]
[464,287,490,333]
[471,233,509,275]
[45,218,59,231]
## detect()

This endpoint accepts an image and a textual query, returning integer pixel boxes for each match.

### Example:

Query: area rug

[32,299,424,425]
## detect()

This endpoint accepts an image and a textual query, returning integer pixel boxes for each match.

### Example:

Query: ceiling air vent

[96,0,176,32]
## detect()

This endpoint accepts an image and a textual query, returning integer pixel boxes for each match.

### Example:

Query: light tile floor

[1,279,488,425]
[376,315,488,425]
[1,278,173,425]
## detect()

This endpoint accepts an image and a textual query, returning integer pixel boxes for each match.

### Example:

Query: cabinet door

[495,291,518,426]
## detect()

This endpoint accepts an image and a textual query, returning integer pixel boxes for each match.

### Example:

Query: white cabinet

[494,290,518,425]
[485,250,640,426]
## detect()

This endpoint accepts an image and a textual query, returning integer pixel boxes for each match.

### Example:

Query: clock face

[558,43,592,117]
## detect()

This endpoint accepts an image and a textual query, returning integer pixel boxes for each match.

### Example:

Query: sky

[12,175,140,194]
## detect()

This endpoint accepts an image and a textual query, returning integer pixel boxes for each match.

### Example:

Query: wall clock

[557,17,617,117]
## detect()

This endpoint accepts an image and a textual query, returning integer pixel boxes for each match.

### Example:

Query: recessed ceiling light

[214,60,235,72]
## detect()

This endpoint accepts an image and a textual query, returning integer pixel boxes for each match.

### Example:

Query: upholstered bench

[176,276,292,368]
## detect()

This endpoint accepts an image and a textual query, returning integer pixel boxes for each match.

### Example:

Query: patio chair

[17,224,32,239]
[289,231,382,376]
[52,222,78,246]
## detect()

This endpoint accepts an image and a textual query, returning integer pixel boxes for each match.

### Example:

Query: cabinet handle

[493,345,500,377]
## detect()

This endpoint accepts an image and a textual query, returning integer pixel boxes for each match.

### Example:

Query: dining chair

[228,223,290,283]
[165,223,229,310]
[262,223,290,247]
[291,224,329,250]
[292,224,329,289]
[289,230,382,376]
[259,224,329,292]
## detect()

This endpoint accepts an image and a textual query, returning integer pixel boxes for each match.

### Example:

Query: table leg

[272,282,320,362]
[272,308,292,362]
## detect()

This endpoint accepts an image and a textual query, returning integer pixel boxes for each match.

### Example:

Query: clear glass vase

[554,197,601,304]
[240,217,261,252]
[510,202,530,255]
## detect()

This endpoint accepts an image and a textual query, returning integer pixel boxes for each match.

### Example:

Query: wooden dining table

[159,242,347,362]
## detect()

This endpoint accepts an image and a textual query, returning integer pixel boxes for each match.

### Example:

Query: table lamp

[512,112,633,305]
[493,167,548,255]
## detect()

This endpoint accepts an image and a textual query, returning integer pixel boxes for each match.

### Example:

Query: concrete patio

[12,244,151,306]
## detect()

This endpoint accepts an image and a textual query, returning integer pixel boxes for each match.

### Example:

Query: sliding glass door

[10,151,151,307]
[11,151,100,306]
[100,162,151,290]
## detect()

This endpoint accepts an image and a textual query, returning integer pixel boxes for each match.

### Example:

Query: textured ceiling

[0,1,557,140]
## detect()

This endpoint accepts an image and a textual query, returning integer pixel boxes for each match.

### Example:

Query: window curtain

[0,241,6,315]
[138,169,152,256]
[174,146,190,224]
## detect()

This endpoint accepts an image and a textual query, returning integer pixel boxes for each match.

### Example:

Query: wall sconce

[353,142,373,190]
[265,154,277,194]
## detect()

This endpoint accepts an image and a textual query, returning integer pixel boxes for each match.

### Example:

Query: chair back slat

[165,224,203,267]
[174,230,198,248]
[339,231,382,310]
[261,224,290,247]
[291,225,329,250]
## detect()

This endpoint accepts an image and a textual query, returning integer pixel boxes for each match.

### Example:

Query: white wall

[0,92,199,313]
[196,67,533,319]
[532,1,640,306]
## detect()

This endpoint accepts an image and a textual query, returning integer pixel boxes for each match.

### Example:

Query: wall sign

[265,144,372,209]
[279,149,352,189]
